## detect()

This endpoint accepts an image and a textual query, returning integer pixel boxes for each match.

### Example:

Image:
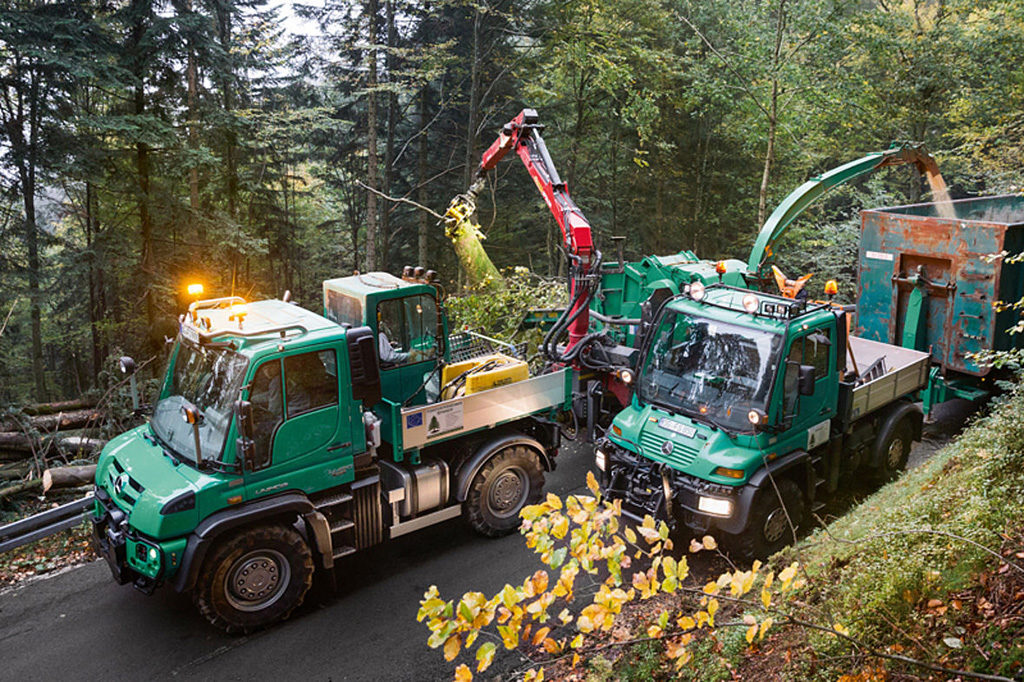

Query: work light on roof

[187,283,204,297]
[689,280,706,301]
[742,293,759,313]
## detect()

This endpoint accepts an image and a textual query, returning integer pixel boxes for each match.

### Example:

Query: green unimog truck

[596,281,930,559]
[92,270,571,632]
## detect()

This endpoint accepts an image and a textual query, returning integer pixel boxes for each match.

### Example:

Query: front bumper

[598,443,757,536]
[90,487,171,593]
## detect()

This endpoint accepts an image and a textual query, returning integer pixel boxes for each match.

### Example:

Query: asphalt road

[0,400,978,682]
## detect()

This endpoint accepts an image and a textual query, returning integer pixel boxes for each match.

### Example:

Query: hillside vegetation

[615,389,1024,681]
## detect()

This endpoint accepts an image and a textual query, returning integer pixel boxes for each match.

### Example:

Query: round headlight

[690,281,706,301]
[742,294,759,313]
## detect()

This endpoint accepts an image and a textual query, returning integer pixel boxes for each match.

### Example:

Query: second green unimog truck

[92,271,571,632]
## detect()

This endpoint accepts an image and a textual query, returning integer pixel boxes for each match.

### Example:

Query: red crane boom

[474,108,597,353]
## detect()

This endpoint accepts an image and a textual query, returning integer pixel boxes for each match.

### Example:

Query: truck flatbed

[848,335,930,420]
[388,368,572,451]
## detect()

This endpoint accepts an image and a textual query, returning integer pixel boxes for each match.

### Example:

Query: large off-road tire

[463,446,545,537]
[193,524,314,634]
[728,478,805,561]
[873,418,913,483]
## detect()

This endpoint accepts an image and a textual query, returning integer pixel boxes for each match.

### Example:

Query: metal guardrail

[0,494,93,553]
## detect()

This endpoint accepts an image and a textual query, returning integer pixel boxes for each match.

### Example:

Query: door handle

[327,441,350,452]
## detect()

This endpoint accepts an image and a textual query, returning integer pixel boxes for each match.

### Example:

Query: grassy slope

[602,388,1024,681]
[738,386,1024,680]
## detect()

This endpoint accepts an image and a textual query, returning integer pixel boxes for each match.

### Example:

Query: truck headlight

[595,449,607,472]
[697,496,733,517]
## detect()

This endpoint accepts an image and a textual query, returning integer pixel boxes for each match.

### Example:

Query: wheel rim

[225,549,290,612]
[763,507,789,544]
[886,438,905,469]
[487,467,528,519]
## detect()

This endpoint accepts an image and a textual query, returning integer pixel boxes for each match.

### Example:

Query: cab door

[244,345,355,496]
[376,294,440,406]
[779,323,837,451]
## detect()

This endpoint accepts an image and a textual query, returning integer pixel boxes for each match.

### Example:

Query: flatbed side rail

[398,369,571,451]
[848,336,930,420]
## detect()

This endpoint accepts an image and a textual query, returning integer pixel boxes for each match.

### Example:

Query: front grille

[108,458,145,508]
[639,430,698,468]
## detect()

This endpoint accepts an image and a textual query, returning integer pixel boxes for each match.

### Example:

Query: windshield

[638,310,783,433]
[151,339,248,464]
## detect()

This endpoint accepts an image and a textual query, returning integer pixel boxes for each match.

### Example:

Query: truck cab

[598,282,926,559]
[92,273,569,633]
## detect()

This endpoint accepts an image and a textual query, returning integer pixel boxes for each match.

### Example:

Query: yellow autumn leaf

[676,556,689,581]
[745,624,757,644]
[759,617,773,640]
[624,526,638,544]
[702,535,717,550]
[779,562,798,591]
[689,538,703,553]
[570,633,584,649]
[475,642,496,672]
[558,608,573,625]
[532,627,551,646]
[761,587,772,609]
[531,570,549,595]
[454,663,473,682]
[586,470,600,496]
[677,615,696,631]
[444,635,462,662]
[572,653,580,668]
[647,624,663,638]
[707,598,719,619]
[833,622,850,637]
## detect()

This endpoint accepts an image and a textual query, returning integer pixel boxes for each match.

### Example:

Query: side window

[377,294,438,367]
[805,329,831,379]
[284,350,338,417]
[325,290,362,326]
[249,360,283,469]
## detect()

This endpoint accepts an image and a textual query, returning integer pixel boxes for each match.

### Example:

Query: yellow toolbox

[440,354,529,399]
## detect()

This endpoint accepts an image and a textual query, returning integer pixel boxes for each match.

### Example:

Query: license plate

[658,418,696,438]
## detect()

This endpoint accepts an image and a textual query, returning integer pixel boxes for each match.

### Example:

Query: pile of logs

[1,397,108,501]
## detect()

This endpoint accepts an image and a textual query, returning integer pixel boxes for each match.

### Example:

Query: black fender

[454,432,551,503]
[870,400,923,468]
[172,492,314,593]
[713,450,812,535]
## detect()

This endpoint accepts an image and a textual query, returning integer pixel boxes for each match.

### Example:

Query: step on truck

[92,270,573,632]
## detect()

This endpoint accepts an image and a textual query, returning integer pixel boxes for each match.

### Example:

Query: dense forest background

[1,0,1023,403]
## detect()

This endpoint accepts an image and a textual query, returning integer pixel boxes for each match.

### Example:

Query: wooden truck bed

[848,336,930,420]
[387,368,572,452]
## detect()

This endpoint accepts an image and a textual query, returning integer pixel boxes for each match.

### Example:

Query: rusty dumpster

[857,194,1024,379]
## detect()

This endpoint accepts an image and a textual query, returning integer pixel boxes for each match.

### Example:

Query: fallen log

[0,432,35,452]
[0,408,105,433]
[0,462,29,480]
[56,436,107,456]
[22,397,99,416]
[0,478,42,500]
[42,465,96,493]
[0,427,108,455]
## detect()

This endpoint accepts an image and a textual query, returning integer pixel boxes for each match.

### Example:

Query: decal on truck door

[807,420,830,450]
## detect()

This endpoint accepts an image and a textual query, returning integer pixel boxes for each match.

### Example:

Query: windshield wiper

[146,427,187,465]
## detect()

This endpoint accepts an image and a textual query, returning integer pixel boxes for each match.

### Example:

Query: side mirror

[119,356,137,375]
[347,326,382,405]
[798,365,816,396]
[120,356,140,411]
[235,400,253,440]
